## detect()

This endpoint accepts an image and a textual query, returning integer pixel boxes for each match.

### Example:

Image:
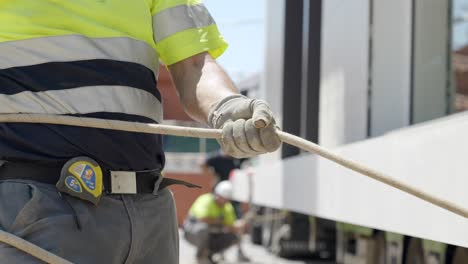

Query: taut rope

[0,113,466,264]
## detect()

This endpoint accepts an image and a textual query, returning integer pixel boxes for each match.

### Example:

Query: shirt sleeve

[151,0,228,65]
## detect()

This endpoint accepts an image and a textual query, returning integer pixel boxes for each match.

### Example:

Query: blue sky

[204,0,266,80]
[204,0,468,73]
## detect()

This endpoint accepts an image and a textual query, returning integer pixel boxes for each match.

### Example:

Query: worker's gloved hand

[208,95,281,158]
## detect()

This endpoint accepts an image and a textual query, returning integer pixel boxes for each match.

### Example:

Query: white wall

[319,0,369,147]
[254,0,286,203]
[412,0,451,123]
[370,0,413,136]
[261,0,285,119]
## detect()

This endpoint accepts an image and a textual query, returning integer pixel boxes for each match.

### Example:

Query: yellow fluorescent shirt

[149,0,228,64]
[0,0,227,65]
[0,0,228,171]
[189,193,236,226]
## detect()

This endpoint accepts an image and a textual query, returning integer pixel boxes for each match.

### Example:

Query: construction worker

[0,1,281,263]
[184,181,249,264]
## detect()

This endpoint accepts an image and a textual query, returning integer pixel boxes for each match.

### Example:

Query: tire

[250,224,262,245]
[249,206,263,245]
[405,238,425,264]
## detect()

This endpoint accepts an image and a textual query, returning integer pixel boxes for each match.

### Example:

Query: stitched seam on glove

[208,94,247,128]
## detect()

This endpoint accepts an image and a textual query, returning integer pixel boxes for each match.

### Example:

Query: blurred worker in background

[0,0,281,263]
[184,181,250,264]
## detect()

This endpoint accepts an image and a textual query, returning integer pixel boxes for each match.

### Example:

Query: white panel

[232,160,284,208]
[412,0,450,123]
[230,169,251,202]
[320,0,369,147]
[283,154,320,213]
[258,0,286,165]
[261,0,285,117]
[371,0,412,136]
[251,112,468,247]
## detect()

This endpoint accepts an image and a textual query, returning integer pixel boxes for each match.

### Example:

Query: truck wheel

[452,247,468,264]
[405,238,425,264]
[249,206,263,245]
[250,223,263,245]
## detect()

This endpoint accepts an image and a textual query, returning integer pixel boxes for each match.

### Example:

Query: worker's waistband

[0,160,199,194]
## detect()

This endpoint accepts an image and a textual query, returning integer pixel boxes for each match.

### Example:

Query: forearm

[169,52,281,158]
[168,52,238,124]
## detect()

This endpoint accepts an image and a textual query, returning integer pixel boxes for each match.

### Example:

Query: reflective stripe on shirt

[0,35,159,76]
[153,3,215,42]
[0,58,162,124]
[0,86,162,123]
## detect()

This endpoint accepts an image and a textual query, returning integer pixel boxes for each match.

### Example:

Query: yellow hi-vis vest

[0,0,227,170]
[189,193,236,226]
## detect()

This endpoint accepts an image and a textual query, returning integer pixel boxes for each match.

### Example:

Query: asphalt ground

[179,230,334,264]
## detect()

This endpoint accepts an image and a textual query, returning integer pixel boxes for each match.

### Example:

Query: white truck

[232,111,468,263]
[231,0,468,263]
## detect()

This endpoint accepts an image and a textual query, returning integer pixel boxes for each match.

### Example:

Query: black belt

[0,160,200,194]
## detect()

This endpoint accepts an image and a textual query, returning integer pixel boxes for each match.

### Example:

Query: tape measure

[56,157,103,205]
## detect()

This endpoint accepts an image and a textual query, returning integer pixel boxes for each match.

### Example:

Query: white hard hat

[214,180,233,200]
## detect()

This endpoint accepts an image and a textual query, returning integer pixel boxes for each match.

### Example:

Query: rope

[0,113,466,264]
[0,230,72,264]
[0,113,221,139]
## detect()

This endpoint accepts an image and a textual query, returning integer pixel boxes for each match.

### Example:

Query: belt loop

[152,176,164,195]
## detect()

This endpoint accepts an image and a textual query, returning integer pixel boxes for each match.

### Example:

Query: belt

[0,160,199,194]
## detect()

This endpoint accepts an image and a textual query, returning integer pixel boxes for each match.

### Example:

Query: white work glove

[208,95,281,158]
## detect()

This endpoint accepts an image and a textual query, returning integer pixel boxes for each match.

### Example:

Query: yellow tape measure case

[56,156,104,205]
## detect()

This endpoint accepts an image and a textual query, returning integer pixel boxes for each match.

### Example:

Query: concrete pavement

[179,230,332,264]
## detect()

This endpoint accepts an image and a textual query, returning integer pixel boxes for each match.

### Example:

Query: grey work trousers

[183,219,238,255]
[0,180,179,264]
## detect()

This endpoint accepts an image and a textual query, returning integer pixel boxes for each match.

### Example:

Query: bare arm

[169,52,281,158]
[168,52,238,124]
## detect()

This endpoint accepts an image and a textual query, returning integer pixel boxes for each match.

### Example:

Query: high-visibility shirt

[0,0,227,170]
[189,193,236,226]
